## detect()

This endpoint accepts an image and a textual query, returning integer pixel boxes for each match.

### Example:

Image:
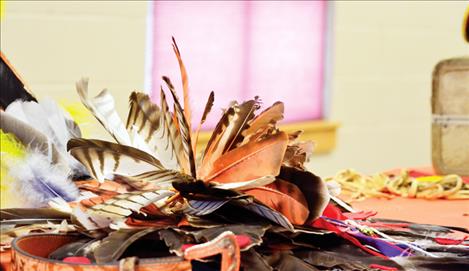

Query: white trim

[322,1,334,119]
[143,1,154,94]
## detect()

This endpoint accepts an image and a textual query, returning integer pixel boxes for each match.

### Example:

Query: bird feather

[199,99,260,178]
[86,189,175,218]
[202,131,289,184]
[193,91,214,154]
[241,102,284,145]
[67,138,163,182]
[0,111,66,165]
[244,180,310,225]
[7,152,79,207]
[126,91,179,170]
[172,37,192,132]
[278,166,330,223]
[76,78,131,145]
[163,76,196,177]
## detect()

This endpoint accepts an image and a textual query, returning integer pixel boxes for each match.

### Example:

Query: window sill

[196,120,339,154]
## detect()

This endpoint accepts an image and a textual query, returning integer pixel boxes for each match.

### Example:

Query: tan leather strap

[10,232,240,271]
[184,231,240,271]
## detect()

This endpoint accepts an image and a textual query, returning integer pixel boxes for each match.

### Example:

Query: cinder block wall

[309,2,468,176]
[1,1,467,176]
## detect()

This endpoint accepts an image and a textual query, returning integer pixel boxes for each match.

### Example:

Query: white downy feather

[5,99,88,176]
[7,152,80,208]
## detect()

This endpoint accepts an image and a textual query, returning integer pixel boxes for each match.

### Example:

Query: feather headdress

[67,39,328,233]
[4,39,462,271]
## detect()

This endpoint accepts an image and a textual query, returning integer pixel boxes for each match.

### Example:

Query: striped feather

[245,180,310,225]
[88,190,175,218]
[76,78,131,145]
[172,37,192,132]
[116,169,194,190]
[243,202,294,231]
[199,99,260,178]
[193,91,214,154]
[241,101,284,145]
[163,76,196,177]
[159,88,188,172]
[126,92,179,169]
[67,139,163,182]
[186,200,229,216]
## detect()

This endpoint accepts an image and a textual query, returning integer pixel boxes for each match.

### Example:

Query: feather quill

[126,91,179,170]
[76,78,131,145]
[172,37,192,131]
[163,76,196,177]
[116,169,193,191]
[67,138,163,182]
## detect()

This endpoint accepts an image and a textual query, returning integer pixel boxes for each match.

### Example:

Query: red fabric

[322,203,347,220]
[343,210,377,220]
[434,236,468,245]
[310,218,389,259]
[63,257,92,264]
[369,264,398,271]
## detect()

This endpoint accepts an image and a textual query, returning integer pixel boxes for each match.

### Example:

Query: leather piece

[10,232,240,271]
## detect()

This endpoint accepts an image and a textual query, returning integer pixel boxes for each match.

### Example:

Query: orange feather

[244,180,309,225]
[202,131,288,183]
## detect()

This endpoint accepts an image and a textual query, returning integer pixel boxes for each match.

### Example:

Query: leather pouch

[5,231,240,271]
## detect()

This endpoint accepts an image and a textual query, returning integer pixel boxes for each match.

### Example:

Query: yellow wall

[1,1,468,177]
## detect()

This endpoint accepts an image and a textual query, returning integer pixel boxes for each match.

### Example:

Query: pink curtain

[147,1,327,128]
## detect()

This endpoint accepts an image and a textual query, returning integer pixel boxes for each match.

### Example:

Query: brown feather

[278,166,330,222]
[87,189,175,218]
[172,37,192,132]
[126,91,179,170]
[199,99,260,177]
[245,179,310,225]
[163,76,196,177]
[193,91,215,154]
[201,131,289,184]
[67,138,163,182]
[159,87,188,172]
[241,101,284,145]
